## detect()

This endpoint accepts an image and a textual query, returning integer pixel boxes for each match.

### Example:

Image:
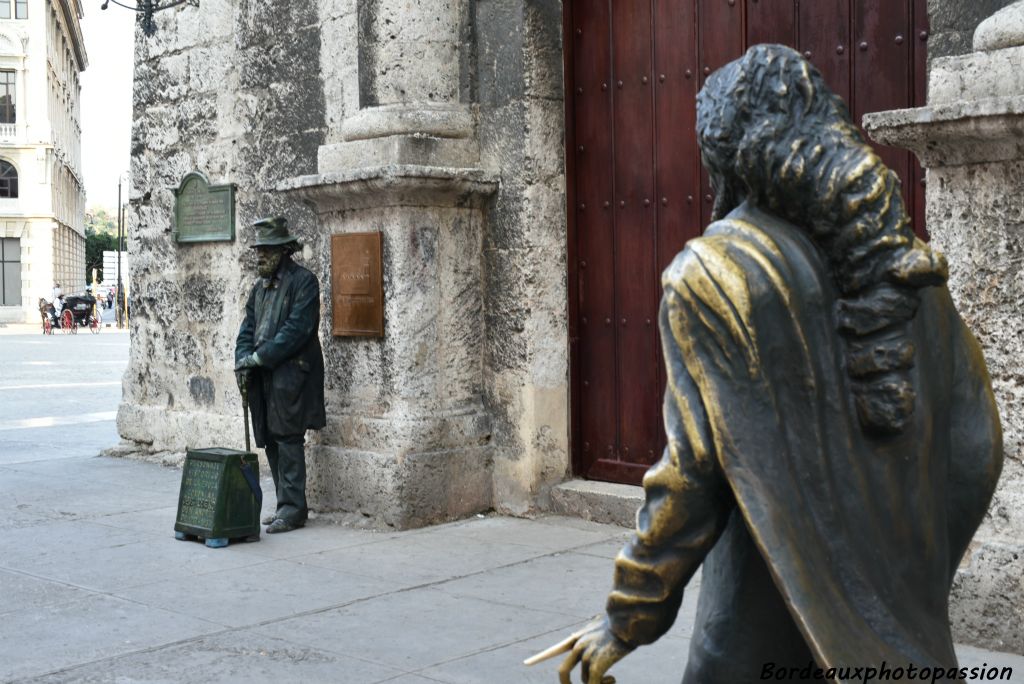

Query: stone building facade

[121,0,1023,651]
[122,0,566,529]
[0,0,87,323]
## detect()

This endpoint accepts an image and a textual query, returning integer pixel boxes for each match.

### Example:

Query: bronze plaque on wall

[331,232,383,337]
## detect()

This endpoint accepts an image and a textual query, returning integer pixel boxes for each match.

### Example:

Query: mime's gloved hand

[234,352,261,395]
[235,369,251,394]
[235,352,261,370]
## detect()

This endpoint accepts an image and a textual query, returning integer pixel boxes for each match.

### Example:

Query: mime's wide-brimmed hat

[249,216,301,248]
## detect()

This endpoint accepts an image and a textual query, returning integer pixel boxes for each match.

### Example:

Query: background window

[0,237,20,306]
[0,1,9,20]
[0,71,14,124]
[14,0,25,19]
[0,160,17,198]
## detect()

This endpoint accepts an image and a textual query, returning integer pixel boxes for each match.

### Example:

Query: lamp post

[100,0,193,37]
[116,172,129,329]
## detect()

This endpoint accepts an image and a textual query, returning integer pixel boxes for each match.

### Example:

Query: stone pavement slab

[0,594,223,681]
[26,629,408,684]
[112,559,397,628]
[253,586,584,673]
[293,527,560,587]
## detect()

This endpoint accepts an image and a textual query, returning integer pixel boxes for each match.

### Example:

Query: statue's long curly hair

[696,44,948,435]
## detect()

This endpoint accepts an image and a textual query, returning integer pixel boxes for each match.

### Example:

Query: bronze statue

[235,216,326,534]
[532,45,1003,683]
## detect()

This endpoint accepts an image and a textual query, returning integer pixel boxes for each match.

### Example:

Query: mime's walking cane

[242,379,252,452]
[238,376,263,518]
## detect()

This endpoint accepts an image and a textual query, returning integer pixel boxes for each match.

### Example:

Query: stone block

[371,40,462,104]
[371,0,462,43]
[929,0,1018,34]
[306,444,493,529]
[974,0,1024,50]
[319,134,480,173]
[524,0,566,101]
[187,44,234,95]
[929,45,1024,104]
[547,479,642,529]
[951,543,1024,653]
[235,0,320,50]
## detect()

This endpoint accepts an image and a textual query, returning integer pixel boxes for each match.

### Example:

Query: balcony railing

[0,123,15,141]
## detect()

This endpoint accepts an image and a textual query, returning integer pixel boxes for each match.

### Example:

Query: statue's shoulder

[661,219,760,291]
[661,215,812,318]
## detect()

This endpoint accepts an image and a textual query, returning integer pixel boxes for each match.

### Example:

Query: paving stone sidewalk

[1,454,1022,683]
[0,331,1020,683]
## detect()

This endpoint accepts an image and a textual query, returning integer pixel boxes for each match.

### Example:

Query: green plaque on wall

[173,172,236,243]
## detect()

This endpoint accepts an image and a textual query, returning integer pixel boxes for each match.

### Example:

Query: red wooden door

[566,0,929,485]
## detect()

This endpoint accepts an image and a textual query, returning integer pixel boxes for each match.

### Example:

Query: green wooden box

[174,448,261,548]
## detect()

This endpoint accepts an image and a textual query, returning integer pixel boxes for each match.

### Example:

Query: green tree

[85,231,118,284]
[85,206,117,236]
[84,206,121,284]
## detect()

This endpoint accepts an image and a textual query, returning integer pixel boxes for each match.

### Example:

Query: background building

[119,0,1022,652]
[0,0,87,324]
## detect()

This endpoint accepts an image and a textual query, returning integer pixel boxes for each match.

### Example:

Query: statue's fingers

[587,662,615,684]
[582,642,604,684]
[558,648,582,684]
[524,632,579,666]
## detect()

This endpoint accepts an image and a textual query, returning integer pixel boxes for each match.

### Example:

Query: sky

[79,1,135,212]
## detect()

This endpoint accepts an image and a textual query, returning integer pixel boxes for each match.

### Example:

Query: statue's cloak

[605,204,1002,682]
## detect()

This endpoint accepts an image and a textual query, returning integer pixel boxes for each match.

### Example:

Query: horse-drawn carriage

[38,293,101,335]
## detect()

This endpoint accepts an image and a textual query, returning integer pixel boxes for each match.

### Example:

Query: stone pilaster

[865,1,1024,652]
[280,0,497,529]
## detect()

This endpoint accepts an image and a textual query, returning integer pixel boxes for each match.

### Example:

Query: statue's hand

[552,617,633,684]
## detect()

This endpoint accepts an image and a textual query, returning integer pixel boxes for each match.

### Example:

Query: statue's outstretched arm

[605,284,735,646]
[529,278,736,682]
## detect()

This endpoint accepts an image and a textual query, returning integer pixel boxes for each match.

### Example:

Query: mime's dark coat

[235,257,326,446]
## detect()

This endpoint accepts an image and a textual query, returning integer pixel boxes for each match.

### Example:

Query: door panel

[747,0,796,48]
[798,0,851,103]
[569,0,927,485]
[610,0,662,477]
[854,0,913,223]
[573,0,617,475]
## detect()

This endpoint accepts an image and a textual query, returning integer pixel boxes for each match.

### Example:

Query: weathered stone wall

[928,0,1018,60]
[476,0,569,515]
[936,158,1024,652]
[119,0,325,457]
[288,0,568,526]
[926,1,1024,654]
[121,0,570,527]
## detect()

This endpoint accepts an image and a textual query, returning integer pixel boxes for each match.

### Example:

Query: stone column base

[307,444,493,530]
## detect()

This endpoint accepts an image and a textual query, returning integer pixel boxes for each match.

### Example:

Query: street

[0,327,1022,683]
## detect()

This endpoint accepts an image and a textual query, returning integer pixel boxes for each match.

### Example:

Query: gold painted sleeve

[604,276,736,647]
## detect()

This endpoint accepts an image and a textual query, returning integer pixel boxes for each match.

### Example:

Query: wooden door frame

[563,0,584,478]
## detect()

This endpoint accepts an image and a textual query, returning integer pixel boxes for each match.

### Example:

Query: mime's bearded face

[255,246,285,278]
